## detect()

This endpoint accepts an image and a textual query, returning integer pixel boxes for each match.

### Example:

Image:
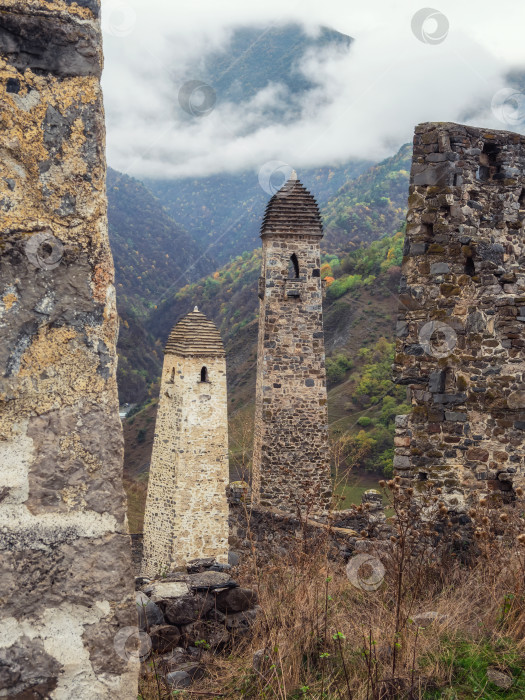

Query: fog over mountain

[102,0,525,179]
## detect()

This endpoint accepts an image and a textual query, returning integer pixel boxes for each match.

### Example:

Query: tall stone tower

[0,2,137,697]
[252,173,331,513]
[142,308,229,577]
[394,122,525,514]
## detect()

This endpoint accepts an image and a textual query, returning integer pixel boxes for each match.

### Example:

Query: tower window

[168,368,175,383]
[200,366,209,383]
[477,142,500,181]
[289,253,299,278]
[464,256,475,277]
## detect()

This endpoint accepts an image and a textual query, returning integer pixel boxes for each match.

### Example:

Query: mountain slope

[146,162,370,265]
[108,168,215,316]
[107,168,216,402]
[115,144,410,403]
[321,143,411,252]
[122,232,406,531]
[203,24,353,106]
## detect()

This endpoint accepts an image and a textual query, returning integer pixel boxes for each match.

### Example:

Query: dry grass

[139,486,525,699]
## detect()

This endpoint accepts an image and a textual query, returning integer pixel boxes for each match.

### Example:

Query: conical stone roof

[165,307,225,357]
[260,174,323,237]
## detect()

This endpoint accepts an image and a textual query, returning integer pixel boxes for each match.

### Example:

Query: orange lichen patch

[92,259,114,305]
[0,0,97,21]
[60,433,102,473]
[18,326,78,376]
[2,292,18,311]
[51,76,100,112]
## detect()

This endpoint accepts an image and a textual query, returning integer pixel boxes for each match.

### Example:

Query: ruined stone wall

[142,353,229,577]
[252,233,331,513]
[0,1,138,696]
[394,122,525,514]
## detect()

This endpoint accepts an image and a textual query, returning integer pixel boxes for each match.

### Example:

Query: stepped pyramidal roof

[260,172,323,237]
[165,307,225,357]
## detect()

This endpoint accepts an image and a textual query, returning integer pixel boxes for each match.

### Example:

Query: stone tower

[252,173,331,513]
[394,122,525,514]
[0,2,137,697]
[142,308,229,576]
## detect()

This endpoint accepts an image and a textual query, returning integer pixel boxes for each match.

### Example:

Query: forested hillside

[147,162,370,264]
[122,231,409,529]
[106,168,215,402]
[111,143,410,404]
[321,142,411,251]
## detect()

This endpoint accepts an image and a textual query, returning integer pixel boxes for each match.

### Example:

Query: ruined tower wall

[252,225,331,513]
[0,1,138,697]
[142,316,229,576]
[394,122,525,513]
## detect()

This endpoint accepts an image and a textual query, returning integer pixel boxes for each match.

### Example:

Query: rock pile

[136,558,259,690]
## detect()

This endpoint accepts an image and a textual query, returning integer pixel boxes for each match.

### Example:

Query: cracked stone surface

[0,1,138,697]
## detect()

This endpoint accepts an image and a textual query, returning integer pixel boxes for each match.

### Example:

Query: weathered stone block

[215,588,258,613]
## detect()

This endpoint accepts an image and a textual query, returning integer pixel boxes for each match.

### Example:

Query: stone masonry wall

[394,122,525,515]
[142,354,229,577]
[252,233,331,513]
[0,1,138,697]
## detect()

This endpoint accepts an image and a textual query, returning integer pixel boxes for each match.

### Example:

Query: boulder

[180,619,230,648]
[228,551,242,567]
[149,625,181,654]
[215,587,258,613]
[487,667,513,690]
[253,649,267,672]
[187,571,238,591]
[158,647,197,672]
[147,581,190,602]
[161,570,237,590]
[166,670,191,689]
[208,607,259,632]
[136,591,165,630]
[187,558,216,573]
[161,593,214,625]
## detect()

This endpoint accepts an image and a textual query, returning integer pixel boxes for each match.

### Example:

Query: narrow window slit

[464,256,475,277]
[289,253,299,279]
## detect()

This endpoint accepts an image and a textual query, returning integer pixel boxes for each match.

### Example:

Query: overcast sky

[101,0,525,180]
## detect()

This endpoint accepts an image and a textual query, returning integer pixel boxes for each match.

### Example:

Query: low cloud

[102,0,525,179]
